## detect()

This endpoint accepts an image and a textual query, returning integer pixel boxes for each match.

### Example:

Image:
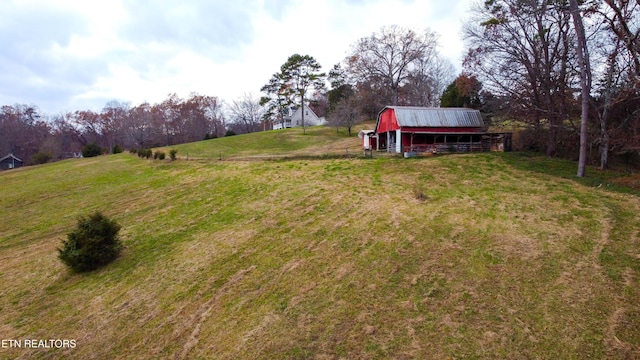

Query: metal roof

[383,106,484,128]
[0,153,23,163]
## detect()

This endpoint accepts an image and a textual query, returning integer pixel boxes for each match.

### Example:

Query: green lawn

[1,130,639,359]
[158,125,368,160]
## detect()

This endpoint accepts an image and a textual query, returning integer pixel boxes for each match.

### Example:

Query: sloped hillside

[1,128,639,359]
[157,125,369,160]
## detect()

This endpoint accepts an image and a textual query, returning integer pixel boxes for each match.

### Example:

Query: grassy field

[157,125,369,160]
[1,126,639,359]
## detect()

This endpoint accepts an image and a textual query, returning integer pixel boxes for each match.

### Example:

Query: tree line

[263,25,457,136]
[461,0,640,170]
[2,24,459,166]
[316,1,640,170]
[0,93,233,164]
[3,1,640,170]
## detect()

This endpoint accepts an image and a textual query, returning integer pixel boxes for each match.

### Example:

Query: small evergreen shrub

[137,149,152,159]
[58,212,123,273]
[169,149,178,161]
[225,129,236,137]
[112,144,123,154]
[82,142,103,158]
[152,151,166,160]
[31,151,53,164]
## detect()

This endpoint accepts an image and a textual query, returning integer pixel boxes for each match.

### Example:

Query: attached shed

[375,106,511,154]
[0,153,23,170]
[358,130,377,150]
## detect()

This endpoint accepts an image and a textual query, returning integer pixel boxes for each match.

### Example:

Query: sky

[0,0,474,115]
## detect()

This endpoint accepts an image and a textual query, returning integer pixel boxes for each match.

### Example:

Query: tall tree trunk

[600,114,610,170]
[547,118,557,157]
[569,0,591,177]
[392,86,399,106]
[301,91,306,135]
[599,49,618,170]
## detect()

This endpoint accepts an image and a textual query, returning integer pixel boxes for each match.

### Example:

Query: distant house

[374,106,511,154]
[273,104,325,130]
[62,152,83,159]
[0,153,23,170]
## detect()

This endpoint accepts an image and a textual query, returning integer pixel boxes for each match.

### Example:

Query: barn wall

[376,109,399,134]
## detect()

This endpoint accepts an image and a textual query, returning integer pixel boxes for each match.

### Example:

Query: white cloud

[0,0,474,114]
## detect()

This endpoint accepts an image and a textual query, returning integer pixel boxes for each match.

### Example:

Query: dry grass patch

[611,173,640,192]
[1,150,640,359]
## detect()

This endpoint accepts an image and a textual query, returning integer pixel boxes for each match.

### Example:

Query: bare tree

[49,113,83,156]
[229,93,264,134]
[328,96,363,136]
[199,95,225,138]
[403,54,456,107]
[102,100,130,151]
[159,93,186,145]
[569,0,592,177]
[595,0,640,167]
[126,102,156,148]
[345,25,439,106]
[181,93,211,142]
[603,0,640,77]
[0,104,49,162]
[464,0,577,157]
[68,110,103,146]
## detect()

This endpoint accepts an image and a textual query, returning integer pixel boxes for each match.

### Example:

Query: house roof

[0,153,23,163]
[378,106,484,129]
[284,104,319,120]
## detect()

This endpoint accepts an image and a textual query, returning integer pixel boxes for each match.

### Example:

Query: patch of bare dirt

[495,233,543,260]
[177,265,256,359]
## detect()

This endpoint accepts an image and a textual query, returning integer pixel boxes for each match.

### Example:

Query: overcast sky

[0,0,474,115]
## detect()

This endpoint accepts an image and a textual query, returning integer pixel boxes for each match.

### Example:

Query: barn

[374,106,511,154]
[0,153,23,170]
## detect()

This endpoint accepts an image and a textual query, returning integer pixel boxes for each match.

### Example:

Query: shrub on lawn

[82,142,103,158]
[169,149,178,161]
[137,149,152,159]
[31,151,53,165]
[58,212,123,273]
